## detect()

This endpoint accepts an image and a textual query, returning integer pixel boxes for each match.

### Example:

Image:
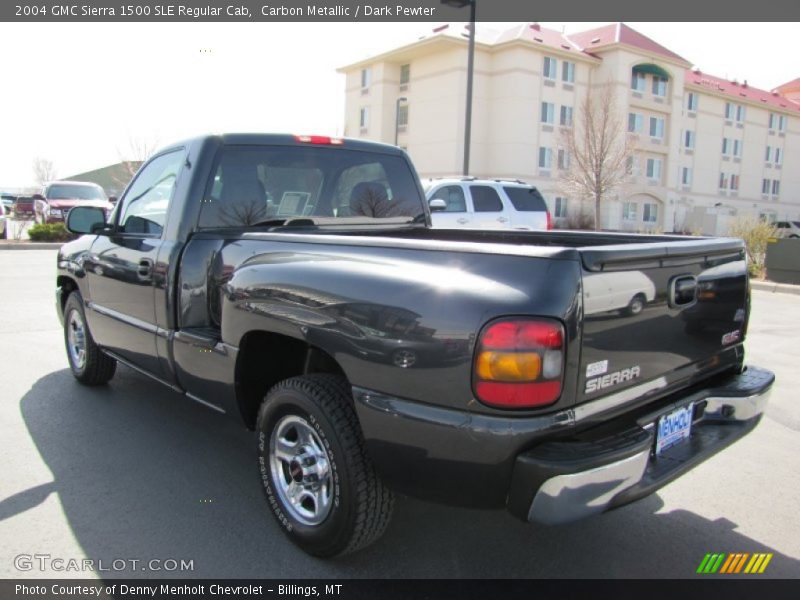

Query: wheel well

[57,276,78,314]
[235,331,348,430]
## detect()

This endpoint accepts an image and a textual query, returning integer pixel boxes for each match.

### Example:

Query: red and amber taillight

[473,318,565,408]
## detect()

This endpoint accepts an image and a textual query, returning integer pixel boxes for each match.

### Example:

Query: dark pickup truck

[57,134,773,557]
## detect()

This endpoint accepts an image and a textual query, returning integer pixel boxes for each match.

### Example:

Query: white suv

[424,178,551,231]
[774,221,800,238]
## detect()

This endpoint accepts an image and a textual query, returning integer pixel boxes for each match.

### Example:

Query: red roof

[568,23,689,64]
[494,23,583,54]
[685,70,800,114]
[775,77,800,93]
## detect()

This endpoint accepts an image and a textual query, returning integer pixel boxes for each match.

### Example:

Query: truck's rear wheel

[63,292,116,385]
[256,374,394,557]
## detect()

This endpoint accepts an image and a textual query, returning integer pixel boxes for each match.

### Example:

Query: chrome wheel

[269,414,333,526]
[67,310,87,370]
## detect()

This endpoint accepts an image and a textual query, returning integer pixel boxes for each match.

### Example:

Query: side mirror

[108,196,118,205]
[32,193,45,201]
[66,206,107,234]
[429,198,447,212]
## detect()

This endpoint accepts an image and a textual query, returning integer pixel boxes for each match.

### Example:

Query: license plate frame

[655,403,694,455]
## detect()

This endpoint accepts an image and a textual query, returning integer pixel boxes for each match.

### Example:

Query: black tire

[256,374,394,557]
[63,292,116,385]
[625,293,646,316]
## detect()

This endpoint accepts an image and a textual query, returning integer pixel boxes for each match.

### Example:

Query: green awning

[632,64,670,79]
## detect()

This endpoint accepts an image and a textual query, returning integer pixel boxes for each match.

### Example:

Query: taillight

[546,210,553,230]
[473,318,564,408]
[294,135,344,145]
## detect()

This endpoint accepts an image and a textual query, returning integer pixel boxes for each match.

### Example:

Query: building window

[360,68,371,90]
[359,106,370,130]
[623,202,638,221]
[778,115,787,132]
[646,158,662,180]
[560,105,573,127]
[762,178,770,194]
[397,104,409,127]
[643,203,658,223]
[730,174,740,191]
[562,61,575,83]
[684,130,695,149]
[733,139,742,158]
[719,172,728,190]
[631,71,646,92]
[722,138,731,156]
[628,113,643,133]
[775,147,783,165]
[769,113,778,130]
[652,76,668,97]
[626,156,637,176]
[765,146,772,162]
[543,56,557,80]
[736,105,746,123]
[687,92,698,112]
[725,102,734,120]
[681,167,692,185]
[557,148,570,170]
[541,102,555,124]
[399,63,410,86]
[554,197,568,218]
[538,147,553,169]
[649,117,665,139]
[772,180,781,196]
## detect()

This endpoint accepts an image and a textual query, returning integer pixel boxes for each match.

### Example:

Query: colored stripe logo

[696,553,773,574]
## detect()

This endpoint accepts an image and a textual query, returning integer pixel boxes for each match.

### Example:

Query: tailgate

[577,237,748,408]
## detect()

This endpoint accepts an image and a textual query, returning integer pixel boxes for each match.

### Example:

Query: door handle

[457,218,469,224]
[498,217,509,223]
[138,258,154,280]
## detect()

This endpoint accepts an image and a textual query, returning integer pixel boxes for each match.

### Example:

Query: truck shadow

[18,368,800,579]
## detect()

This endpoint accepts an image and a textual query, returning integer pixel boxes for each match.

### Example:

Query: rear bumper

[508,366,773,525]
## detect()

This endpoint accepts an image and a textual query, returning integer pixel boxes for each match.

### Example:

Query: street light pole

[395,96,407,147]
[441,0,476,176]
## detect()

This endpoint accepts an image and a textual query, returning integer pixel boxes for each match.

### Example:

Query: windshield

[46,184,105,200]
[198,145,425,228]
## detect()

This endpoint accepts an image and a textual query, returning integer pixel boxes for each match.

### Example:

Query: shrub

[27,222,76,242]
[564,208,595,230]
[727,217,778,279]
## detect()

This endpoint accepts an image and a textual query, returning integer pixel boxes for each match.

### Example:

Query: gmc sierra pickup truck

[56,134,773,557]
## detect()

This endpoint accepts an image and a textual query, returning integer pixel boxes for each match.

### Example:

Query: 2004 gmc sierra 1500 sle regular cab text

[55,134,774,557]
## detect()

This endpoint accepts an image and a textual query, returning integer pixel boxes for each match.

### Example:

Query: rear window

[46,184,105,200]
[503,186,547,212]
[198,145,424,228]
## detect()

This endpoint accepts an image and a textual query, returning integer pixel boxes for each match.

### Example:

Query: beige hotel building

[338,23,799,233]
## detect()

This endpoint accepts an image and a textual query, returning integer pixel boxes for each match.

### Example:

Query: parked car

[424,177,551,230]
[34,181,113,225]
[0,201,7,239]
[1,193,16,216]
[583,271,657,316]
[57,134,772,558]
[774,220,800,238]
[13,196,35,219]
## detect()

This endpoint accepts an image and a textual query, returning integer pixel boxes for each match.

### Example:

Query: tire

[625,294,646,316]
[63,292,117,385]
[256,374,394,557]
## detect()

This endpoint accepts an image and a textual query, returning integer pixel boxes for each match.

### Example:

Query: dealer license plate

[655,403,694,455]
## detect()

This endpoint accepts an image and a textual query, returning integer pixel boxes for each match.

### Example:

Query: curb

[0,242,63,250]
[751,280,800,297]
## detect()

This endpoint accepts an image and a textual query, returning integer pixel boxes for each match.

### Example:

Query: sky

[0,21,798,189]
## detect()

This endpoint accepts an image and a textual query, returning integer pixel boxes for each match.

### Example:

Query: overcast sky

[0,21,797,189]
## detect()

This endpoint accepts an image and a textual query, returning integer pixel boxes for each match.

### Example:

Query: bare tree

[558,83,635,231]
[113,136,160,192]
[32,157,57,185]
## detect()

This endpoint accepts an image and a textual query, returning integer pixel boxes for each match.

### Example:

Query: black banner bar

[2,0,800,22]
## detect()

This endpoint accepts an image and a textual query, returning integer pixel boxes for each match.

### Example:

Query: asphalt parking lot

[0,249,798,579]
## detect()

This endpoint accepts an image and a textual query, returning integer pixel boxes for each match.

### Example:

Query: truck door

[468,185,509,229]
[83,149,186,379]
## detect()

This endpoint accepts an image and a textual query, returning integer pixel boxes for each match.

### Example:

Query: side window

[503,187,547,212]
[470,186,503,212]
[429,185,466,213]
[118,150,185,236]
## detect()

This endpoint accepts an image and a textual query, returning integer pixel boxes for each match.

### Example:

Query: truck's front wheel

[63,292,116,385]
[256,374,394,557]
